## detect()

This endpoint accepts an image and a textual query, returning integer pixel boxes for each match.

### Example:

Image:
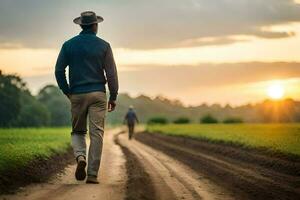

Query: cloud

[0,0,300,49]
[0,42,23,49]
[24,62,300,94]
[119,62,300,89]
[253,30,295,39]
[174,36,249,48]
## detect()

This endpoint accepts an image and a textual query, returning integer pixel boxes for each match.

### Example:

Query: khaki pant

[70,91,107,177]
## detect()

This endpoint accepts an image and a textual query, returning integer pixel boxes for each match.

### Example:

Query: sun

[267,82,285,100]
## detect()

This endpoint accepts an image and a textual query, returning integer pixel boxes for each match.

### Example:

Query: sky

[0,0,300,106]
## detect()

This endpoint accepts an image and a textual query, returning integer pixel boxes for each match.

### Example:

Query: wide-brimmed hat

[73,11,103,25]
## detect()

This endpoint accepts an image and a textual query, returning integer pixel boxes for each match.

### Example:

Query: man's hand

[108,101,116,112]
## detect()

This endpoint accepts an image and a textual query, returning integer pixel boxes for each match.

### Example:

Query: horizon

[17,77,300,108]
[1,0,300,105]
[115,92,300,108]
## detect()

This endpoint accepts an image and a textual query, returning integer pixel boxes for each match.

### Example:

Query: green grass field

[0,128,71,174]
[147,124,300,156]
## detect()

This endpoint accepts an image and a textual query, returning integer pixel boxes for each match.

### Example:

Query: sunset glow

[267,82,285,100]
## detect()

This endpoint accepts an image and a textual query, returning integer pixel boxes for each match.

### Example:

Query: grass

[0,128,71,174]
[147,124,300,156]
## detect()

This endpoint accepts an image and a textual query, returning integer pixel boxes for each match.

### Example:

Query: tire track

[135,132,300,200]
[114,132,157,200]
[116,132,235,200]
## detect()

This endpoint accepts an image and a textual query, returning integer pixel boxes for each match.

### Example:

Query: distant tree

[200,114,218,124]
[37,85,71,126]
[0,73,50,127]
[173,117,190,124]
[223,117,243,124]
[0,73,27,127]
[147,117,168,125]
[13,91,50,127]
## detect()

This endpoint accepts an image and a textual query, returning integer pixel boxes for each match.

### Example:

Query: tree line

[1,72,300,127]
[0,73,70,127]
[109,94,300,124]
[147,115,243,124]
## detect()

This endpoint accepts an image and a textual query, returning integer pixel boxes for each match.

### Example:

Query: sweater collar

[80,30,96,35]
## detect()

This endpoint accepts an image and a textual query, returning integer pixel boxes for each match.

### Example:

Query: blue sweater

[55,30,119,101]
[124,110,139,125]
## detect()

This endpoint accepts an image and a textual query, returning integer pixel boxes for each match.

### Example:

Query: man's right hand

[108,101,116,112]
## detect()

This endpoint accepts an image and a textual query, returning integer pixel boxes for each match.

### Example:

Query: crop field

[146,124,300,156]
[0,128,71,174]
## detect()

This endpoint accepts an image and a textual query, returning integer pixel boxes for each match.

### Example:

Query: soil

[135,132,300,200]
[114,132,157,200]
[0,147,74,194]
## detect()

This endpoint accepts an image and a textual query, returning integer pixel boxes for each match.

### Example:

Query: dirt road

[1,129,299,200]
[1,129,127,200]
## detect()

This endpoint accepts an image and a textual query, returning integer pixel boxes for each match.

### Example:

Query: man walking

[123,106,139,140]
[55,11,118,184]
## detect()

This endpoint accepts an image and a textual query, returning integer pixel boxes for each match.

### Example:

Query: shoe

[86,175,99,184]
[75,156,86,181]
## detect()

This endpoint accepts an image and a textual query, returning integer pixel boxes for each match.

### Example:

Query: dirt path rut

[116,132,235,200]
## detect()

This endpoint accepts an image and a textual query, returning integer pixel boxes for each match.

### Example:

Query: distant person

[124,106,139,140]
[55,11,118,184]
